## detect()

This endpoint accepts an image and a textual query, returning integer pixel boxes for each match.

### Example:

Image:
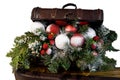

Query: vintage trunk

[14,3,119,80]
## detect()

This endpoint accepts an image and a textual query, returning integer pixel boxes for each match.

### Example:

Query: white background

[0,0,120,80]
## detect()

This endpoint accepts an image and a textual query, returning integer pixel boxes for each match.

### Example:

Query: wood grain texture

[15,68,120,80]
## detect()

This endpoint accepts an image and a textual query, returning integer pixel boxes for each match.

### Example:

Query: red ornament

[49,40,55,45]
[46,24,60,34]
[93,36,100,41]
[40,49,46,55]
[42,43,49,50]
[55,20,67,26]
[48,33,54,40]
[91,43,97,50]
[65,25,77,33]
[79,21,88,25]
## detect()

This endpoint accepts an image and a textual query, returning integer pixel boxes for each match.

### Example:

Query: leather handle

[62,3,77,9]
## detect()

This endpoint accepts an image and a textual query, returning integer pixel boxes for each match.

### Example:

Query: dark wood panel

[15,68,120,80]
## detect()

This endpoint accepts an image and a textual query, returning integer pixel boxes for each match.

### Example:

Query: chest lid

[31,3,103,26]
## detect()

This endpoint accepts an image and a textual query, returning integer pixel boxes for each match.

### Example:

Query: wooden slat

[15,68,120,80]
[90,68,120,78]
[68,68,120,78]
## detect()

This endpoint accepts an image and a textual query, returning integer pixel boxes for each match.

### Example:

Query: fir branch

[100,55,116,71]
[6,32,39,72]
[106,30,117,42]
[60,57,71,71]
[78,25,88,33]
[6,22,119,73]
[106,44,119,51]
[48,61,59,73]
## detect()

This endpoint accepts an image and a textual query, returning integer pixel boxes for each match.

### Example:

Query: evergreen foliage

[6,24,119,73]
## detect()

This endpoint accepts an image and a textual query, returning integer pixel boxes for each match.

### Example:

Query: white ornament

[83,27,96,39]
[31,22,45,35]
[55,34,70,50]
[71,34,84,47]
[46,48,52,55]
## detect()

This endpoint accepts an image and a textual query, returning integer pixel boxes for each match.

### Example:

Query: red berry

[40,49,45,55]
[49,40,55,45]
[79,21,88,25]
[91,43,97,50]
[93,36,100,41]
[42,43,49,49]
[48,33,54,40]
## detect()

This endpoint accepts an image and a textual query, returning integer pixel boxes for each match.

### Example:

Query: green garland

[6,23,119,73]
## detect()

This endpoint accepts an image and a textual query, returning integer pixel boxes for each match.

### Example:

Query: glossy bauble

[42,43,49,50]
[49,40,55,45]
[55,34,70,49]
[46,24,60,34]
[70,33,84,47]
[31,22,45,35]
[91,43,97,50]
[47,33,54,40]
[40,49,45,55]
[93,36,100,41]
[46,48,52,55]
[83,27,96,39]
[65,25,77,33]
